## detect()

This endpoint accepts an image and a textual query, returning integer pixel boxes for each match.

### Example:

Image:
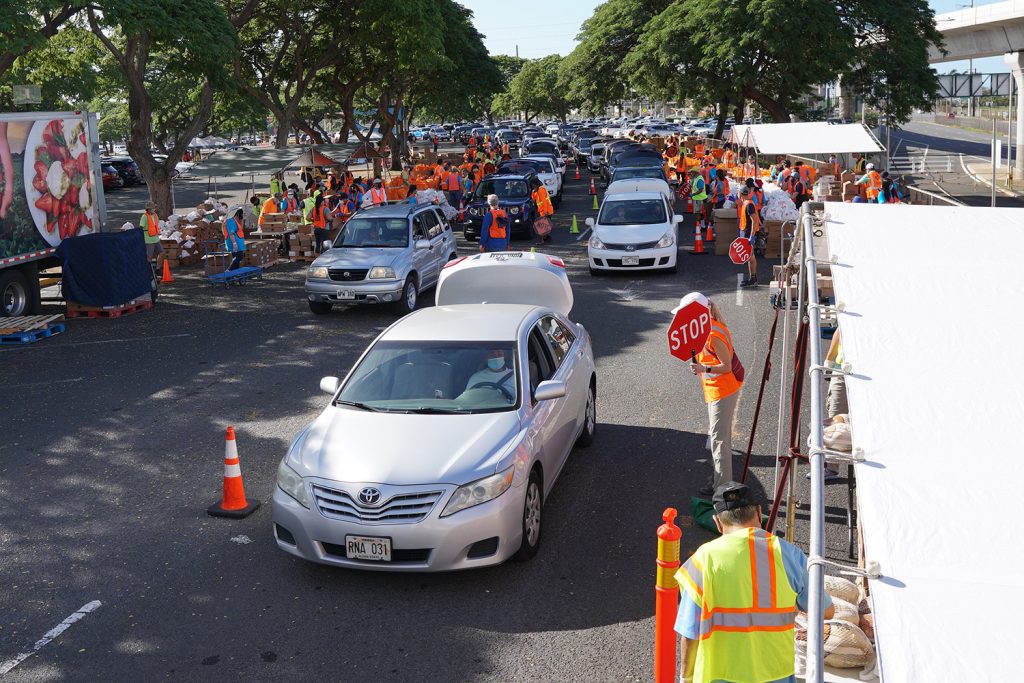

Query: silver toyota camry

[272,252,597,571]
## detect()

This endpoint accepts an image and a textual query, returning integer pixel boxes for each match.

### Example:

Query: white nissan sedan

[587,191,682,274]
[272,252,597,571]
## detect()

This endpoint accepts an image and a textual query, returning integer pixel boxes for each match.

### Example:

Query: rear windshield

[613,168,667,182]
[598,199,667,226]
[475,178,529,198]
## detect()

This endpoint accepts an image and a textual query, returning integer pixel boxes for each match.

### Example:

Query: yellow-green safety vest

[690,176,708,201]
[676,527,798,683]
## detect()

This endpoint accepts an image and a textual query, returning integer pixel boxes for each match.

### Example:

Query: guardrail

[903,184,963,206]
[888,154,957,175]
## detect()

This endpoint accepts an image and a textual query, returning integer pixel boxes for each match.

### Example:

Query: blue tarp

[56,230,152,307]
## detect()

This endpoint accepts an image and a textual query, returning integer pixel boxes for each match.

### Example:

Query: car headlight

[589,234,607,250]
[276,460,310,508]
[509,206,521,215]
[368,266,396,279]
[440,466,514,517]
[307,266,328,280]
[655,232,675,248]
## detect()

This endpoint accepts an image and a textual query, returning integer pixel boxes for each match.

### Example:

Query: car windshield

[475,178,529,198]
[613,168,666,181]
[335,218,408,248]
[526,159,555,173]
[598,199,667,226]
[337,341,518,413]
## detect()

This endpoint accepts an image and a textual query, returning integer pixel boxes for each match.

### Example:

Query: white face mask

[487,357,505,371]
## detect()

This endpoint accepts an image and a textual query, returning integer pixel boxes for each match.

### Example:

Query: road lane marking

[5,377,83,390]
[10,333,194,349]
[0,600,102,675]
[736,273,744,307]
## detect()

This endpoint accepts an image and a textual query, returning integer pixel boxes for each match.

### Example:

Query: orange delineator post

[655,508,681,683]
[589,178,596,195]
[208,426,261,518]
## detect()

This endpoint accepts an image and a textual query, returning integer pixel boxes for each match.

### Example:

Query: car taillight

[547,256,565,268]
[443,256,467,269]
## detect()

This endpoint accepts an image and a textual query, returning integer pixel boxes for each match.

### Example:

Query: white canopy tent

[802,203,1024,681]
[728,123,883,155]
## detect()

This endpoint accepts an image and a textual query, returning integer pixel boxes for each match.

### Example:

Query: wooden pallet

[0,314,64,335]
[290,255,317,263]
[0,322,65,345]
[65,300,153,319]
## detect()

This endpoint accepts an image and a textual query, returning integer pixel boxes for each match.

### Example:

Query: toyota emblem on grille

[358,487,382,505]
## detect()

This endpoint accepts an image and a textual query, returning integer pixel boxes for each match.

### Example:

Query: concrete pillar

[1004,52,1024,176]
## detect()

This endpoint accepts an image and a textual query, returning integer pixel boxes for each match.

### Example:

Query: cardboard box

[714,212,739,255]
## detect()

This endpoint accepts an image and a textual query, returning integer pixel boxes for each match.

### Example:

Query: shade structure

[819,202,1024,682]
[727,123,883,155]
[188,144,360,177]
[286,148,343,168]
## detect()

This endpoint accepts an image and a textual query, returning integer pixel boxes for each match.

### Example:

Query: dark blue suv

[463,172,537,241]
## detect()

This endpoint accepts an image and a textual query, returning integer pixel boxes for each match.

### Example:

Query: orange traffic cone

[575,164,581,180]
[687,198,694,214]
[705,223,715,242]
[208,426,260,518]
[691,224,706,256]
[589,178,596,195]
[161,259,174,284]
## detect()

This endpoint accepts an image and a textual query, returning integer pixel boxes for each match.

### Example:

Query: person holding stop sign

[671,292,745,497]
[738,186,760,287]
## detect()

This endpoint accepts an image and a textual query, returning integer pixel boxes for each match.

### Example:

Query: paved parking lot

[0,159,852,682]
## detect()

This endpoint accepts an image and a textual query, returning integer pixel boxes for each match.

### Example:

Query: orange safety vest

[864,170,882,198]
[285,196,298,212]
[532,186,554,217]
[697,320,742,403]
[713,177,730,202]
[143,211,159,237]
[488,209,507,239]
[311,206,327,228]
[368,188,387,205]
[445,171,461,191]
[739,199,761,235]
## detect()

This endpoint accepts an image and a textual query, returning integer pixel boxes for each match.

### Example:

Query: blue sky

[461,0,1006,74]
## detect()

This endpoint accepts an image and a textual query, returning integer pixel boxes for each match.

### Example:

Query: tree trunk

[713,104,728,140]
[387,129,401,171]
[742,86,788,122]
[733,99,745,125]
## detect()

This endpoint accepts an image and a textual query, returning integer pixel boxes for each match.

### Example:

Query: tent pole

[801,201,828,683]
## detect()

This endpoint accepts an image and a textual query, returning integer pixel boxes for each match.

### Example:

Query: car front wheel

[514,470,543,561]
[395,276,418,315]
[576,382,596,447]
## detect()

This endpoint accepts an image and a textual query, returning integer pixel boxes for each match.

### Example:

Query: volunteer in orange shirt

[676,292,743,497]
[258,192,282,228]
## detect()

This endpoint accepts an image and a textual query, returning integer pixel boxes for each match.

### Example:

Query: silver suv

[305,202,458,316]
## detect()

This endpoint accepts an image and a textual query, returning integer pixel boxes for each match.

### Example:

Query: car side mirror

[415,239,431,250]
[585,217,595,228]
[672,215,683,225]
[320,376,341,395]
[534,380,567,401]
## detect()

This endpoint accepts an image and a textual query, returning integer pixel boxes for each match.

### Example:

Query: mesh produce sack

[824,421,853,452]
[823,620,875,668]
[830,598,859,625]
[825,575,860,605]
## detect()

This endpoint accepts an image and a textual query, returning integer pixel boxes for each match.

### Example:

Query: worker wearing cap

[223,207,246,271]
[259,192,282,228]
[676,292,743,496]
[856,163,882,201]
[362,178,388,207]
[139,201,163,270]
[688,170,708,229]
[675,481,835,683]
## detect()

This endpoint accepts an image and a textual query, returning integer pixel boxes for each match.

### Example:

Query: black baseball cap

[712,481,755,513]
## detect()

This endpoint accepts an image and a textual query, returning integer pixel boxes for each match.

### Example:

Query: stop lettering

[667,301,712,361]
[729,238,752,265]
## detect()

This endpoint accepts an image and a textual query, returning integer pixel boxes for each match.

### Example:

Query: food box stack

[260,213,287,232]
[713,209,739,255]
[245,239,277,268]
[288,232,315,260]
[762,220,786,259]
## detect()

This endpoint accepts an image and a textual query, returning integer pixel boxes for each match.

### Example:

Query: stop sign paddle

[729,238,752,265]
[667,300,712,362]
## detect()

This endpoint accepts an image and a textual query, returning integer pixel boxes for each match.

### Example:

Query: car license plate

[337,289,355,300]
[622,255,640,266]
[345,535,391,561]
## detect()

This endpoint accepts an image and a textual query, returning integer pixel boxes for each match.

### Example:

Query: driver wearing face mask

[464,349,516,400]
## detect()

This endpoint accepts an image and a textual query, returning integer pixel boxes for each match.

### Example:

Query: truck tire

[0,270,33,317]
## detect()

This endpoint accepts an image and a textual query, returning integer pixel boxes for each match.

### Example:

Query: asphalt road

[0,150,853,682]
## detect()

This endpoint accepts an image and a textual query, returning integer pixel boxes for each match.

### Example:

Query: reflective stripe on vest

[677,527,798,683]
[690,177,707,201]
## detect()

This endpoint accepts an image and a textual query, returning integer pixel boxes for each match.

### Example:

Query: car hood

[595,222,672,244]
[291,408,522,486]
[314,248,399,268]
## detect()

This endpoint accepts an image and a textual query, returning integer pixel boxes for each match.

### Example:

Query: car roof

[349,202,434,219]
[383,304,540,342]
[604,191,665,202]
